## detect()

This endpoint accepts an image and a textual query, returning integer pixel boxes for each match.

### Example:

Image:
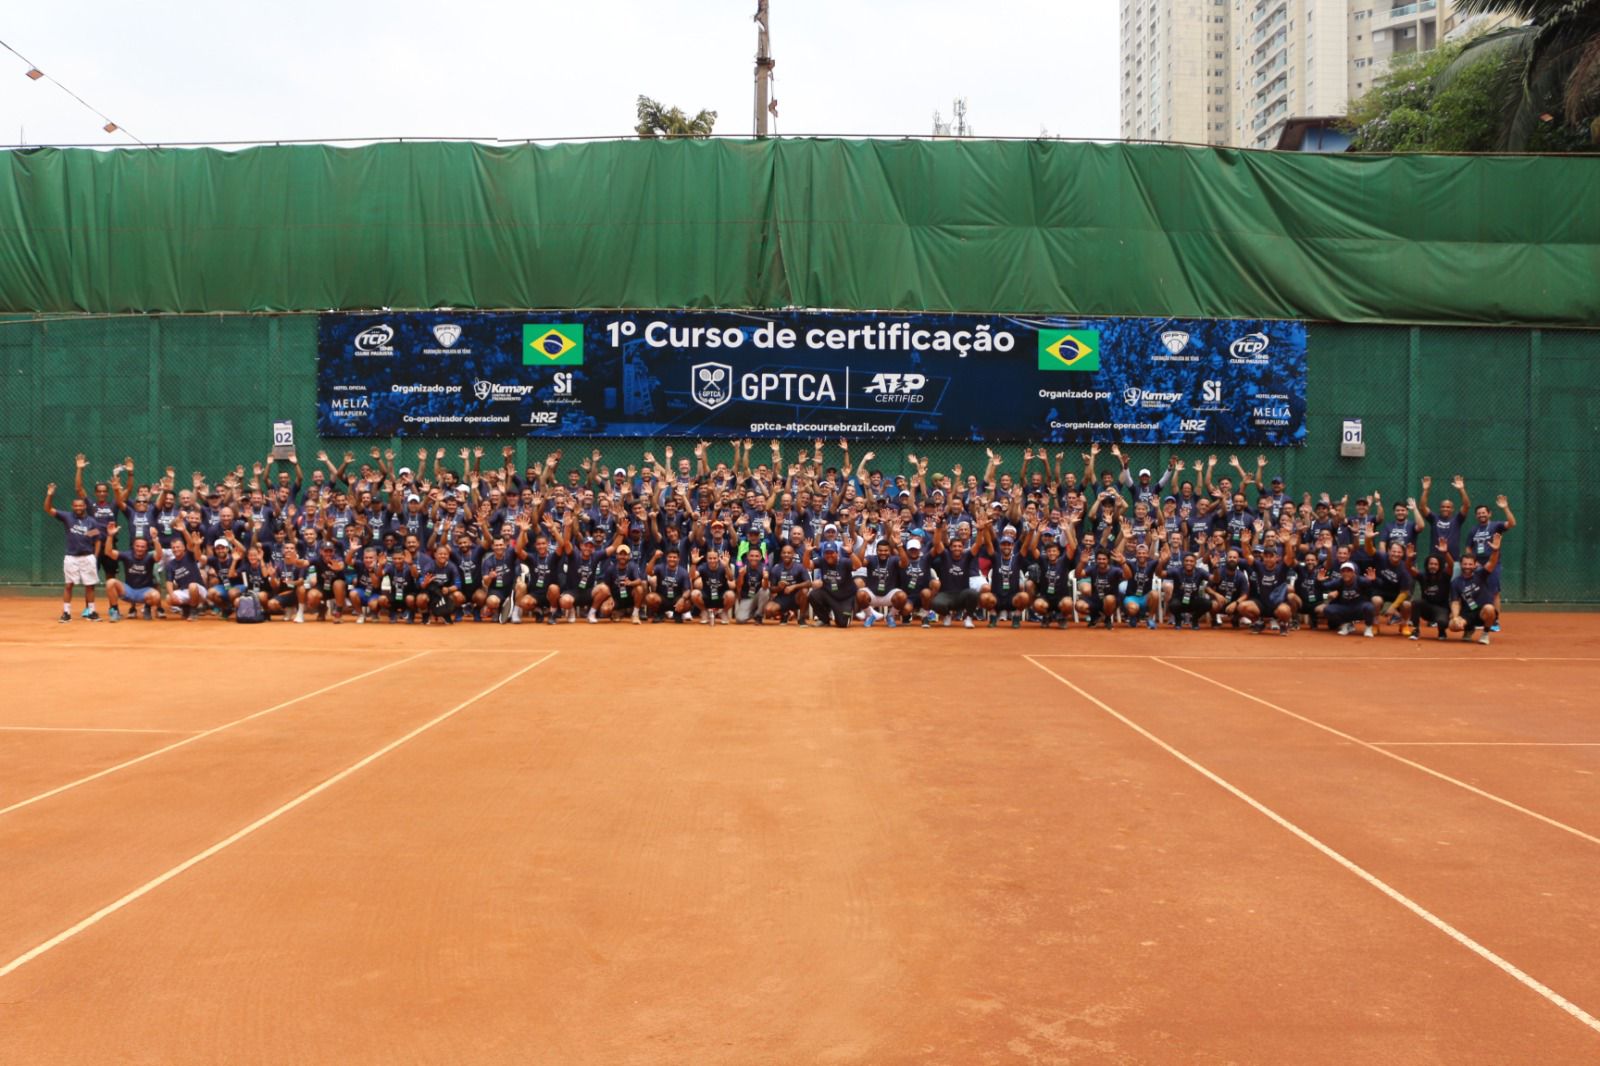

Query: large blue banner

[317,310,1307,444]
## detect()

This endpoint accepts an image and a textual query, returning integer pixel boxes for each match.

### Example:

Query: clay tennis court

[2,602,1598,1063]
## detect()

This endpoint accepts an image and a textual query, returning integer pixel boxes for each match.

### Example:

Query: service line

[1024,655,1600,1039]
[0,651,557,980]
[0,651,432,818]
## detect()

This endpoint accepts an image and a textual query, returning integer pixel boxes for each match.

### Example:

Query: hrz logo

[1179,418,1209,432]
[691,363,733,410]
[353,324,395,356]
[863,373,926,404]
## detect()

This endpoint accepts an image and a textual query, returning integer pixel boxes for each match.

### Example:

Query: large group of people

[45,439,1517,643]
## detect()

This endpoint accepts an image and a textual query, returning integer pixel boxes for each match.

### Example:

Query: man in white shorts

[44,481,104,622]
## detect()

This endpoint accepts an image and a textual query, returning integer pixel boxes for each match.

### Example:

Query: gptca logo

[691,363,733,410]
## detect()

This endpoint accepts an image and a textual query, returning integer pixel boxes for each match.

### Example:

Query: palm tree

[635,96,718,139]
[1454,0,1600,147]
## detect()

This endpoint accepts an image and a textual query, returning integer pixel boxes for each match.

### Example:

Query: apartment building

[1121,0,1463,149]
[1120,0,1233,145]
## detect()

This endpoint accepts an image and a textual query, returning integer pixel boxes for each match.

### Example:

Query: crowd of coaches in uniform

[44,439,1516,643]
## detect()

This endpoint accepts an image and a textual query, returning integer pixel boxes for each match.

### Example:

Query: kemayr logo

[1121,387,1182,410]
[863,373,926,404]
[1229,332,1271,364]
[353,324,395,356]
[473,380,539,402]
[1037,329,1101,372]
[523,324,584,365]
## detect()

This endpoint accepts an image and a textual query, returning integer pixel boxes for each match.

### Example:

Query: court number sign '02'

[316,310,1309,444]
[271,420,295,459]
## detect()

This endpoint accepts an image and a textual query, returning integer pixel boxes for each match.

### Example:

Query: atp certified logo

[432,324,462,348]
[691,363,733,410]
[353,324,395,356]
[1160,330,1190,355]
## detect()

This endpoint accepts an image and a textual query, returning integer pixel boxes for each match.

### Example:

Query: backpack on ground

[235,595,266,624]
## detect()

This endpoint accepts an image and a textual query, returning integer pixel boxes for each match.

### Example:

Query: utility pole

[754,0,773,138]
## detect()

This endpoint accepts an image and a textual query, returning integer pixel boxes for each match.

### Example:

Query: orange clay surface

[1,600,1598,1064]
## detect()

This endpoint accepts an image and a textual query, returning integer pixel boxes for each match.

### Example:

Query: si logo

[523,324,585,365]
[1037,329,1100,372]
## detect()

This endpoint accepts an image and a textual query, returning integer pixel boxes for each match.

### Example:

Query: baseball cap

[1264,543,1280,554]
[1000,533,1016,544]
[1271,475,1284,484]
[991,500,1005,510]
[897,488,912,498]
[823,522,839,534]
[405,493,420,503]
[212,538,228,549]
[613,467,626,477]
[1138,468,1152,477]
[907,537,923,551]
[1340,562,1356,572]
[821,540,841,554]
[398,466,412,476]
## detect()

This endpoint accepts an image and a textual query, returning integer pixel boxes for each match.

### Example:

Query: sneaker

[1400,624,1414,637]
[673,613,684,624]
[142,605,153,620]
[1189,619,1200,630]
[632,609,642,625]
[1478,632,1492,646]
[1103,616,1113,631]
[356,611,366,625]
[702,612,712,625]
[58,610,70,623]
[886,613,898,629]
[1490,623,1501,633]
[922,614,932,628]
[943,615,952,628]
[293,608,305,624]
[965,617,976,629]
[588,608,599,624]
[108,606,121,622]
[83,608,100,621]
[1337,623,1353,636]
[1012,615,1022,630]
[1146,617,1155,630]
[1408,630,1419,641]
[1437,629,1448,641]
[1363,625,1375,638]
[863,609,878,628]
[987,615,998,629]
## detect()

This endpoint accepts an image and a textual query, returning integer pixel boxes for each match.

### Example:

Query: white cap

[406,493,420,503]
[907,537,923,550]
[1340,562,1356,571]
[614,467,627,477]
[456,486,471,497]
[1139,468,1152,477]
[823,522,839,533]
[213,538,228,549]
[398,466,412,476]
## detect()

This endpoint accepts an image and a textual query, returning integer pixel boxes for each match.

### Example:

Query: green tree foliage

[1455,0,1600,148]
[1346,41,1511,150]
[634,97,718,139]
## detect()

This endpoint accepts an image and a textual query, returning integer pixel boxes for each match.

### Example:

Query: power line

[0,36,146,146]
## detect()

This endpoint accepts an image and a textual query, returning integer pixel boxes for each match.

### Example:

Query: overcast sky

[1,0,1120,148]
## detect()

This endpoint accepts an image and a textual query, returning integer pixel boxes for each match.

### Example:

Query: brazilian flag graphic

[523,324,584,365]
[1037,329,1101,372]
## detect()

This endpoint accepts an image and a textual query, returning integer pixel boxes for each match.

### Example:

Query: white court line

[0,725,197,735]
[1373,742,1600,748]
[1027,652,1600,662]
[1023,655,1600,1038]
[0,651,431,818]
[0,651,557,981]
[1152,657,1600,849]
[0,640,515,653]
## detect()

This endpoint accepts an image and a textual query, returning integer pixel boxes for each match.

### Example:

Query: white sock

[63,601,71,613]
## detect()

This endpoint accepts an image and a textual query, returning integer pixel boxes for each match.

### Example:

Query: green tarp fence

[0,140,1597,325]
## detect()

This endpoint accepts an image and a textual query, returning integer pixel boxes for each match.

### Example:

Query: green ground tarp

[0,139,1595,325]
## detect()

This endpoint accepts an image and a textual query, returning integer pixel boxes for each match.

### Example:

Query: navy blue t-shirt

[54,509,103,556]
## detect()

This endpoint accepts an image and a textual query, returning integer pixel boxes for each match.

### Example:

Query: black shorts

[566,587,594,608]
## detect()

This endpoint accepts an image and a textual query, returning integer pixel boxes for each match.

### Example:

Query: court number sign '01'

[1340,418,1365,458]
